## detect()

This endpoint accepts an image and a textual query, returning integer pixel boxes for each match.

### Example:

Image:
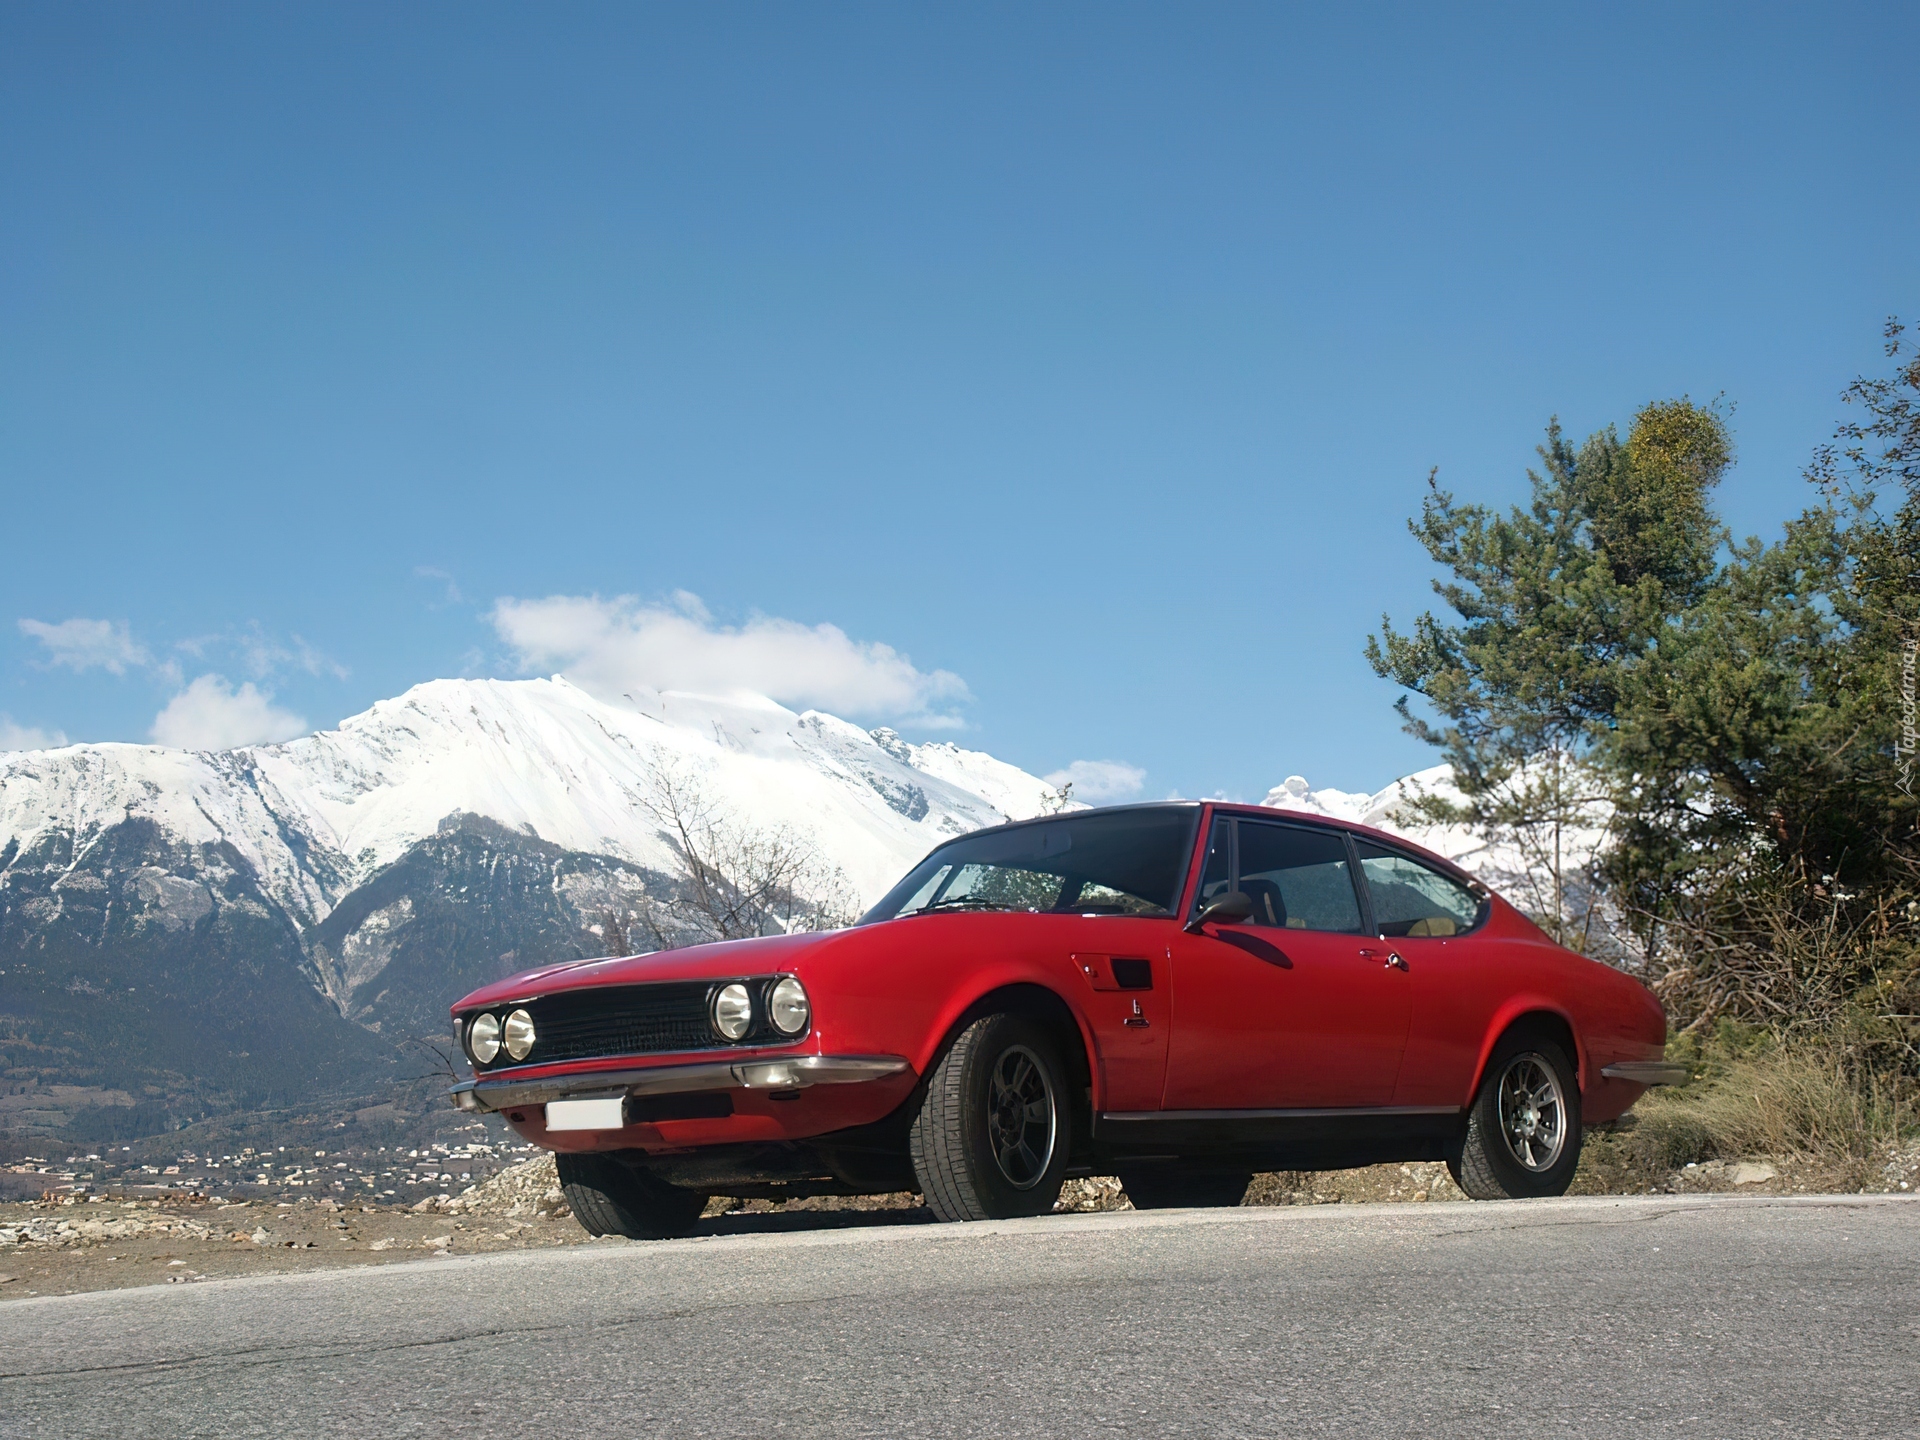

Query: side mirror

[1184,891,1253,934]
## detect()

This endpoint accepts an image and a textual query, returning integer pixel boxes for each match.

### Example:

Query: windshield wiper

[909,897,1013,916]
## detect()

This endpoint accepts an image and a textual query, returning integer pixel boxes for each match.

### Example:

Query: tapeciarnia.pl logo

[1899,633,1918,799]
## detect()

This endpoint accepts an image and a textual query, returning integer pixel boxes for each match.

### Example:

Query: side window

[1235,822,1365,934]
[1355,841,1485,938]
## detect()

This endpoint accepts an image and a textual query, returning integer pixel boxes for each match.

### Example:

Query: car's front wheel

[1115,1165,1252,1210]
[910,1012,1071,1222]
[1449,1033,1583,1200]
[556,1152,708,1239]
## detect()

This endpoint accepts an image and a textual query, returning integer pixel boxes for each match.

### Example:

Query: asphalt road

[1,1194,1914,1439]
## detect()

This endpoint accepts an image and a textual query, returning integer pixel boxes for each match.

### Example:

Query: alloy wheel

[1496,1052,1567,1171]
[986,1044,1057,1189]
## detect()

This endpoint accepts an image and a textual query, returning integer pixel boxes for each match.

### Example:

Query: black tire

[1448,1032,1583,1200]
[909,1012,1072,1222]
[1116,1166,1252,1210]
[555,1152,707,1239]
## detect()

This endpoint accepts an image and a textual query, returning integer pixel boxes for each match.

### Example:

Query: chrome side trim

[1601,1061,1691,1086]
[449,1053,914,1114]
[1099,1105,1462,1122]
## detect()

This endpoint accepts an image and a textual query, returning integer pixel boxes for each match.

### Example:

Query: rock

[249,1227,270,1244]
[1055,1177,1130,1213]
[421,1235,451,1249]
[1730,1162,1779,1185]
[451,1156,571,1219]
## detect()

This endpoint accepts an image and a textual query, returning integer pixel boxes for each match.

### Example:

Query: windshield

[859,806,1200,923]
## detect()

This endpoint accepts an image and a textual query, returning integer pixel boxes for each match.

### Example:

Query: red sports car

[448,802,1680,1236]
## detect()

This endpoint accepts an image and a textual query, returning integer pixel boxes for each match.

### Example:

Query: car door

[1164,816,1412,1109]
[1350,839,1497,1108]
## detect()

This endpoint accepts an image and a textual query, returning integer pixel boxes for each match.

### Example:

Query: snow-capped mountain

[1,676,1051,929]
[1262,768,1485,854]
[0,677,1061,1127]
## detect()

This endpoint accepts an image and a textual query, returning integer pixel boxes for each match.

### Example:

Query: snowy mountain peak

[0,676,1060,921]
[1260,766,1459,833]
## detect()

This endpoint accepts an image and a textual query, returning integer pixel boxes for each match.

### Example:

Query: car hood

[450,929,849,1013]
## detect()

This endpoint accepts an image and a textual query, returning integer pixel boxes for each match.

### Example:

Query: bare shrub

[634,756,859,948]
[596,909,630,958]
[1632,857,1917,1040]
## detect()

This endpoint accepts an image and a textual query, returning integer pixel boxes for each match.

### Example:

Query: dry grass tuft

[1576,1040,1918,1194]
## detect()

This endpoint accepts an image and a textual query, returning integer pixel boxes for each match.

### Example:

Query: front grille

[461,981,716,1071]
[461,976,803,1071]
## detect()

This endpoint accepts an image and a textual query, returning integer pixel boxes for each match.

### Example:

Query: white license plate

[545,1097,626,1131]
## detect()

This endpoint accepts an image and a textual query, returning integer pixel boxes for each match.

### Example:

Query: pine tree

[1368,338,1918,1034]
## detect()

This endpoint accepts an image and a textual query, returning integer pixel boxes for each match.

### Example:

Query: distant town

[6,1130,543,1208]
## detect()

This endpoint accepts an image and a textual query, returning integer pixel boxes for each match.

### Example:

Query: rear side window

[1235,821,1365,934]
[1355,841,1485,937]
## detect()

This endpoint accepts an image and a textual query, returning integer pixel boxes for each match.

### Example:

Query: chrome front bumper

[1600,1060,1691,1086]
[449,1053,914,1114]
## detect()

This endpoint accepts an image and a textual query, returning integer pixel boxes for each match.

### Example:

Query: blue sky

[2,4,1915,800]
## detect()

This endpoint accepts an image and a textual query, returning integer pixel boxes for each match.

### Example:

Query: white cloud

[234,628,346,681]
[18,618,149,674]
[490,593,971,725]
[0,715,68,752]
[415,566,464,605]
[149,675,308,751]
[1044,759,1147,803]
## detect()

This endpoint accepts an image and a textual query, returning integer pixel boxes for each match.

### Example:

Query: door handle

[1360,948,1408,971]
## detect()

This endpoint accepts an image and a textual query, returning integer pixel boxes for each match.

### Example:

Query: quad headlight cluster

[463,1007,536,1065]
[459,975,809,1068]
[709,976,809,1043]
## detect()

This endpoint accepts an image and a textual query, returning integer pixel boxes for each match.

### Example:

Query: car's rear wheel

[1115,1165,1252,1210]
[910,1012,1071,1222]
[1449,1032,1583,1200]
[556,1152,708,1239]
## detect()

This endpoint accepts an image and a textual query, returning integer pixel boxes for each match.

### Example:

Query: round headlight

[503,1008,536,1061]
[712,982,753,1041]
[466,1012,501,1064]
[768,976,810,1036]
